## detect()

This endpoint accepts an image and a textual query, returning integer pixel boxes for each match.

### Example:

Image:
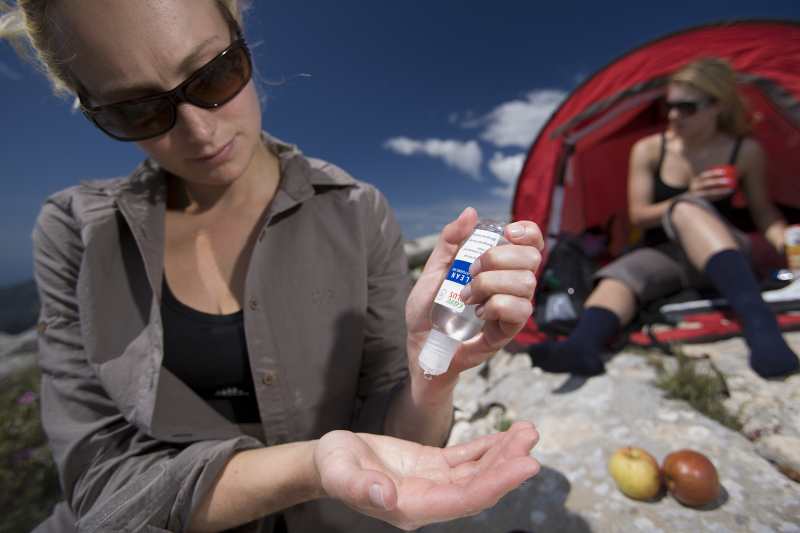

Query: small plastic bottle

[418,219,508,378]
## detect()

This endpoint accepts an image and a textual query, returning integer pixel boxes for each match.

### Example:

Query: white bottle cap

[418,329,461,376]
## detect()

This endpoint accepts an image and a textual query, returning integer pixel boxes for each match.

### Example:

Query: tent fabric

[512,19,800,346]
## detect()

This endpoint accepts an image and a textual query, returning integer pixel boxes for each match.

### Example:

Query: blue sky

[1,0,799,287]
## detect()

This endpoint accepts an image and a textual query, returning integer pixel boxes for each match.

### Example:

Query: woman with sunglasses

[1,0,544,532]
[523,58,799,379]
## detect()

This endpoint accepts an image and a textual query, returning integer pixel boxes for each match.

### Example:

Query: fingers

[442,431,506,468]
[460,269,537,326]
[447,423,541,509]
[469,237,542,279]
[503,221,545,251]
[691,174,734,200]
[460,222,542,309]
[443,421,539,471]
[471,293,534,328]
[461,269,538,307]
[401,422,540,528]
[492,455,541,491]
[490,421,540,466]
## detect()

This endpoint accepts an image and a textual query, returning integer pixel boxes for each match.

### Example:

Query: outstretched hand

[406,207,544,378]
[315,421,541,531]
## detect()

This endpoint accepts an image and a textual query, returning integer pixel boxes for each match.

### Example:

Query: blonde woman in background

[523,58,799,379]
[0,0,545,531]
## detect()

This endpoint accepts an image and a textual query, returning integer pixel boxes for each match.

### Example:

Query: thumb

[348,470,398,511]
[425,207,478,271]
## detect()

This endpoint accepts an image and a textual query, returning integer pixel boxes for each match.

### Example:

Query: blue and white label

[446,260,474,285]
[434,229,502,313]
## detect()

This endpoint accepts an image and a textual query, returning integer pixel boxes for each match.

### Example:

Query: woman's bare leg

[668,200,739,270]
[584,278,638,327]
[669,200,799,377]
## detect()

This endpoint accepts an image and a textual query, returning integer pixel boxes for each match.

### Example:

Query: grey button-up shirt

[33,133,412,532]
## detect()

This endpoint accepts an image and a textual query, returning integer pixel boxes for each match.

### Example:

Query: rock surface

[680,334,800,482]
[3,324,799,532]
[419,333,800,533]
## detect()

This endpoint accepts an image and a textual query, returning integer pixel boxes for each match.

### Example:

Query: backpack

[534,239,598,337]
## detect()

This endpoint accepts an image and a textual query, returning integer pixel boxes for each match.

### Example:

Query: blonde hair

[0,0,248,97]
[669,57,751,136]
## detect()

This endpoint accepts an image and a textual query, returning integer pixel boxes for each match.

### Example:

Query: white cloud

[0,60,22,81]
[488,152,525,186]
[487,152,526,198]
[383,87,566,193]
[478,89,567,148]
[383,137,483,181]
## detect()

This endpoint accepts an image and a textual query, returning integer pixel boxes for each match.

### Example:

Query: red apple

[661,449,721,507]
[608,447,662,500]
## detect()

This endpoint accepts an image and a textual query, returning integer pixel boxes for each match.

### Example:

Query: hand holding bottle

[406,207,543,380]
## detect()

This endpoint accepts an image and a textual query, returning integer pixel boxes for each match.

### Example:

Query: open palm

[314,420,540,531]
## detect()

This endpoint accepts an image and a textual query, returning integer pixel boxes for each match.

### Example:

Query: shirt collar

[79,130,357,202]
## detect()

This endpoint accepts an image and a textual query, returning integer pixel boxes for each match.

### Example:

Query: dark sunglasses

[663,98,716,116]
[80,27,252,142]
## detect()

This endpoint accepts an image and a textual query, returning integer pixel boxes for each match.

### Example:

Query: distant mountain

[0,280,40,334]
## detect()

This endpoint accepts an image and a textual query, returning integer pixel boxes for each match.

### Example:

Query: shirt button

[262,372,276,386]
[294,503,305,515]
[259,230,266,242]
[275,437,286,445]
[249,299,260,310]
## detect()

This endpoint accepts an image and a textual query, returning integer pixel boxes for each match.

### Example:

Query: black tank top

[160,278,261,424]
[643,132,742,246]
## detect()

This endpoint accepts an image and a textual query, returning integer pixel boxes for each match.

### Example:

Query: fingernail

[475,304,484,317]
[370,484,386,509]
[460,284,472,302]
[508,223,524,238]
[459,207,469,218]
[469,260,482,277]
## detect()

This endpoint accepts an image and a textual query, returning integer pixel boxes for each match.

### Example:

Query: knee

[668,200,701,234]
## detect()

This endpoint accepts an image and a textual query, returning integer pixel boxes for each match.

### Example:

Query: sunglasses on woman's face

[664,98,716,116]
[80,27,252,142]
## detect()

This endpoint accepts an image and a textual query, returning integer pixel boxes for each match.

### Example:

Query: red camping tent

[512,19,800,345]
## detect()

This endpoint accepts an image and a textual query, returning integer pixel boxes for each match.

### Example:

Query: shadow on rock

[417,466,593,533]
[552,374,589,394]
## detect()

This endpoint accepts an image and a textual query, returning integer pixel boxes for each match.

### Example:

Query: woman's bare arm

[737,138,787,254]
[627,135,674,229]
[188,442,324,533]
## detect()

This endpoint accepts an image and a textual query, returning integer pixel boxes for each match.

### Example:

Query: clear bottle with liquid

[418,219,508,378]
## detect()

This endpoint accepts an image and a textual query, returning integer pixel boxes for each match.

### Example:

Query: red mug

[706,164,738,189]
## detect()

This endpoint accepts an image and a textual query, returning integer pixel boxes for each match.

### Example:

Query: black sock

[704,249,799,377]
[527,307,619,375]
